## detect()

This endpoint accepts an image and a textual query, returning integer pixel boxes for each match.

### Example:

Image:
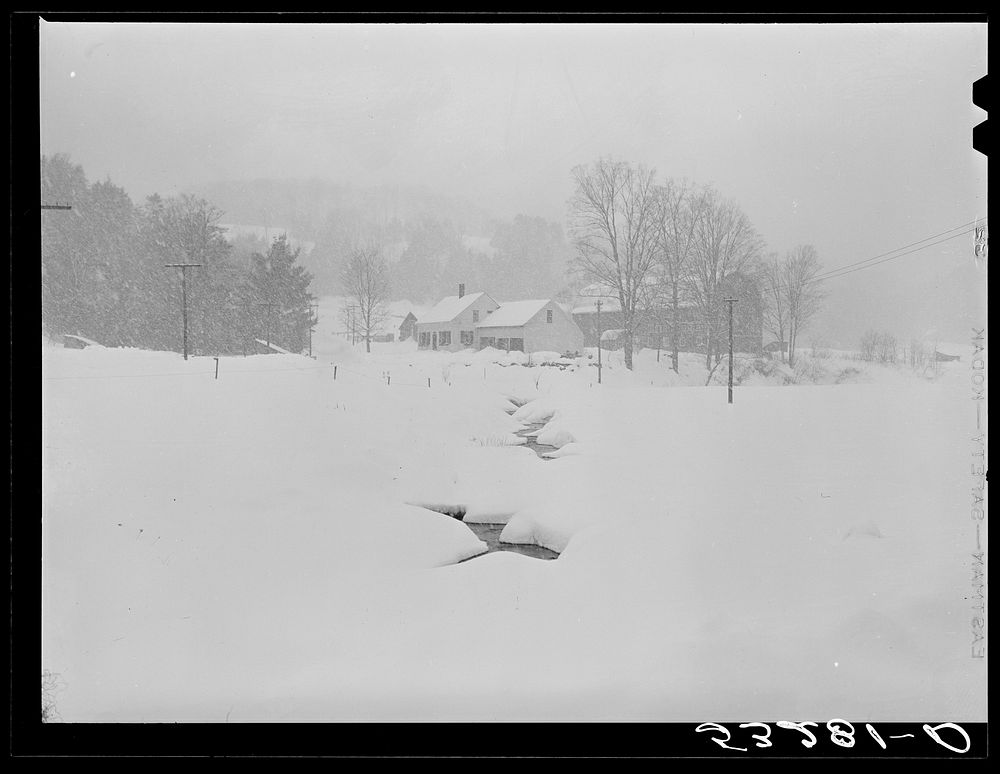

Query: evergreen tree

[244,234,315,353]
[42,154,139,343]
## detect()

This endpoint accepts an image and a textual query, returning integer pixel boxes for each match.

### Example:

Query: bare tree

[688,188,764,369]
[859,330,898,364]
[340,244,390,353]
[782,245,825,366]
[761,253,788,363]
[653,179,708,372]
[568,158,660,370]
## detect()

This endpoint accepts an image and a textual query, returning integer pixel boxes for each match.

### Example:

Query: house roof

[62,334,103,347]
[572,299,622,314]
[475,299,551,329]
[417,292,489,324]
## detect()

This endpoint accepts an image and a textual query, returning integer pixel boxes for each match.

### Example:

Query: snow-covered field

[41,328,986,722]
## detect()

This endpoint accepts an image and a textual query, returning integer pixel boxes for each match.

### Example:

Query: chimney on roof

[458,283,465,299]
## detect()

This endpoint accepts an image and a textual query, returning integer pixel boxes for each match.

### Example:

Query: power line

[810,219,984,282]
[810,227,977,284]
[751,222,982,296]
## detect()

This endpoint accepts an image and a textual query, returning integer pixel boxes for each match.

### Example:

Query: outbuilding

[398,311,418,342]
[62,334,102,349]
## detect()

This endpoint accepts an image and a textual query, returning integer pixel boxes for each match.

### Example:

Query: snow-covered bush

[835,365,865,384]
[710,356,793,386]
[792,355,827,384]
[42,670,64,723]
[810,339,832,359]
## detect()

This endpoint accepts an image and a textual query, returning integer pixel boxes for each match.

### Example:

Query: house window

[480,337,495,349]
[496,338,509,351]
[509,338,524,352]
[472,310,479,323]
[546,309,553,323]
[418,332,429,347]
[439,331,452,346]
[460,330,474,346]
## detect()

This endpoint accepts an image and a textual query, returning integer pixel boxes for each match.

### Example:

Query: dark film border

[14,11,988,761]
[12,721,989,758]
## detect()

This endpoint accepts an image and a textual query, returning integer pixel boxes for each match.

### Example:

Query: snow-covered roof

[255,338,294,354]
[383,299,428,320]
[573,281,698,314]
[932,342,963,357]
[572,299,622,314]
[573,283,620,314]
[475,299,551,329]
[62,334,103,347]
[577,282,617,298]
[417,292,489,324]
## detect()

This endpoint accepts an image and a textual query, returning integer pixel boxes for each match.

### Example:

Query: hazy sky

[40,21,987,340]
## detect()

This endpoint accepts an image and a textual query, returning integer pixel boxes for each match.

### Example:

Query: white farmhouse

[415,285,500,352]
[476,299,584,354]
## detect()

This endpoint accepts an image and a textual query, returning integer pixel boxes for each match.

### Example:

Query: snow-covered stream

[458,420,561,562]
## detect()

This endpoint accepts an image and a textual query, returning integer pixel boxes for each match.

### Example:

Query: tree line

[192,178,574,304]
[41,154,316,356]
[568,158,826,371]
[307,211,572,304]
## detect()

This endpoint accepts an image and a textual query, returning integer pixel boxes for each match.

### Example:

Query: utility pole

[308,303,319,358]
[164,263,202,360]
[724,297,738,404]
[257,302,278,350]
[596,299,603,385]
[656,317,661,363]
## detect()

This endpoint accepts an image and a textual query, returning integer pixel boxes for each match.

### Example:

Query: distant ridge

[187,178,494,241]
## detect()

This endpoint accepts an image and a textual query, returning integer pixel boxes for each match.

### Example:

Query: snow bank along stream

[425,416,562,563]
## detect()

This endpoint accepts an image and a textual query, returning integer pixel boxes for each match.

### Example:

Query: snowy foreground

[42,334,985,722]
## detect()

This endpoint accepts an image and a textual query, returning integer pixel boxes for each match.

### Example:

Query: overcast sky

[40,21,987,340]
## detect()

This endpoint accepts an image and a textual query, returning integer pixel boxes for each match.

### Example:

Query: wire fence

[41,356,454,388]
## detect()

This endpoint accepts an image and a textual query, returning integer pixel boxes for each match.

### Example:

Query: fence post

[428,377,431,388]
[214,357,219,380]
[334,365,338,380]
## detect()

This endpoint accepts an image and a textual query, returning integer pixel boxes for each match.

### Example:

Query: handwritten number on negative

[739,722,773,748]
[695,722,748,751]
[776,721,819,748]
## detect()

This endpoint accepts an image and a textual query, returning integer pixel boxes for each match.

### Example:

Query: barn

[475,299,584,354]
[398,311,418,342]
